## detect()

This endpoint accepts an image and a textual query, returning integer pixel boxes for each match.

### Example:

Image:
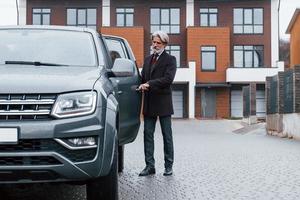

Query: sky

[279,0,300,40]
[0,0,299,40]
[0,0,18,25]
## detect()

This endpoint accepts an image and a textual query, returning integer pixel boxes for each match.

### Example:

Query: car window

[104,38,129,63]
[0,29,101,67]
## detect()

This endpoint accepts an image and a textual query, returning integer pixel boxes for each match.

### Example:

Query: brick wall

[27,0,102,28]
[195,88,230,118]
[100,27,144,67]
[187,27,230,83]
[216,88,230,118]
[195,0,272,67]
[110,0,187,67]
[195,88,201,118]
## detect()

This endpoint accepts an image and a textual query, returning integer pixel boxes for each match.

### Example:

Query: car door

[103,36,141,145]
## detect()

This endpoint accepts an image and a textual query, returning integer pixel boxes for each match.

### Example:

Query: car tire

[86,140,118,200]
[118,145,124,173]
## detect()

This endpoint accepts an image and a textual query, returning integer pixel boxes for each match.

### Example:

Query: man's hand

[137,83,150,91]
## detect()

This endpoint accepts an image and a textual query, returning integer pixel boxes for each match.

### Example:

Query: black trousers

[143,115,174,169]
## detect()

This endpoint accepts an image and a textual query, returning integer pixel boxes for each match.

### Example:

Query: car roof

[0,25,97,33]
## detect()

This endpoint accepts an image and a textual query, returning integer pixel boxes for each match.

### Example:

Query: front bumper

[0,107,106,184]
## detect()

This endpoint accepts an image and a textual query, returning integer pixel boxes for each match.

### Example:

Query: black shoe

[163,168,173,176]
[139,167,156,176]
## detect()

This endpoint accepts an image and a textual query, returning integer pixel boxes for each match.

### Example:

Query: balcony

[226,62,284,83]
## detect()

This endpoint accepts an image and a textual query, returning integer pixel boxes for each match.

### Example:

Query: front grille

[0,139,97,163]
[0,170,60,181]
[0,156,61,166]
[0,94,57,120]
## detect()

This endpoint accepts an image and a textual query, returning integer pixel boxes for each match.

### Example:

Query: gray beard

[151,47,165,54]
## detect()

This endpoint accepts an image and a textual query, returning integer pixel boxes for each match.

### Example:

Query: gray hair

[151,30,169,45]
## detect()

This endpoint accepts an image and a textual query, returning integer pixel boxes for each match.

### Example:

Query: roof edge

[286,8,300,34]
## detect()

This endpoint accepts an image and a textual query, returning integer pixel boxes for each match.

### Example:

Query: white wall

[271,0,280,67]
[0,0,26,25]
[282,113,300,139]
[0,0,18,25]
[174,62,196,118]
[19,0,27,25]
[227,61,284,83]
[186,0,194,27]
[102,0,110,27]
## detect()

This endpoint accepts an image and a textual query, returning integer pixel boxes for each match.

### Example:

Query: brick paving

[3,119,300,200]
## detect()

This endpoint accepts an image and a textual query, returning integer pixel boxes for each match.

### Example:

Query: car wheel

[86,140,118,200]
[118,145,124,173]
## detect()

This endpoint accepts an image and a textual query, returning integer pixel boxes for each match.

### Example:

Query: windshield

[0,29,100,67]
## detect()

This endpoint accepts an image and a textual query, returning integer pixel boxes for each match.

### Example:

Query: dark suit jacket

[141,50,177,117]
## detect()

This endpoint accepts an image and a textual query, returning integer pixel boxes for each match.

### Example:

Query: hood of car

[0,65,101,93]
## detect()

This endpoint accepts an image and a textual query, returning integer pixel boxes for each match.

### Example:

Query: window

[200,8,218,27]
[32,8,51,25]
[67,8,97,30]
[234,45,264,68]
[116,8,134,27]
[165,45,180,67]
[104,38,128,66]
[233,8,263,34]
[201,46,216,71]
[150,8,180,34]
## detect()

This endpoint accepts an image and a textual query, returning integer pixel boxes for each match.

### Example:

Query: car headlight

[51,91,97,118]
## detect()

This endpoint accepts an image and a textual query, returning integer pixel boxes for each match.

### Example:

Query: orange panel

[187,27,230,83]
[100,27,144,68]
[290,14,300,68]
[216,88,230,118]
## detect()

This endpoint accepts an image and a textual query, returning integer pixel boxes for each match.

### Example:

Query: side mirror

[108,58,135,77]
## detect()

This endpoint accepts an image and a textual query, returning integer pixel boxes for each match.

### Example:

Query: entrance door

[256,90,266,118]
[231,90,243,118]
[172,90,183,118]
[201,89,216,118]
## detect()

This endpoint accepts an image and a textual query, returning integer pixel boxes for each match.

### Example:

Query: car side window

[104,38,129,64]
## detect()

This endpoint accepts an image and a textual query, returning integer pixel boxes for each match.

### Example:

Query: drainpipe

[278,0,281,60]
[16,0,19,25]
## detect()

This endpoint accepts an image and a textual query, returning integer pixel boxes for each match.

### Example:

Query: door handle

[131,85,139,91]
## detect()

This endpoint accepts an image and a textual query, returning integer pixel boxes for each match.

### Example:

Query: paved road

[2,119,300,200]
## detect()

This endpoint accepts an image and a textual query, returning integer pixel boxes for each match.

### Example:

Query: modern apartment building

[19,0,283,119]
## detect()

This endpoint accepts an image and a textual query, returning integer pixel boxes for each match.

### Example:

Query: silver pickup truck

[0,25,141,200]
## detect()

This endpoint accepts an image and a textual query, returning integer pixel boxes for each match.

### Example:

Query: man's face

[152,36,165,53]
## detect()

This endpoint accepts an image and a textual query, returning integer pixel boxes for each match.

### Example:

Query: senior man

[138,30,177,176]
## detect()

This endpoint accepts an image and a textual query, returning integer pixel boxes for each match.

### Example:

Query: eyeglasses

[152,41,162,45]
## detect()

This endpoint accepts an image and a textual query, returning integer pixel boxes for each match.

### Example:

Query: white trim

[186,0,194,27]
[173,62,196,118]
[102,0,110,26]
[226,61,284,83]
[271,0,279,67]
[18,0,27,25]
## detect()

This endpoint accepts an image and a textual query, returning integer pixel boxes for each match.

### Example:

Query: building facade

[22,0,283,119]
[286,9,300,68]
